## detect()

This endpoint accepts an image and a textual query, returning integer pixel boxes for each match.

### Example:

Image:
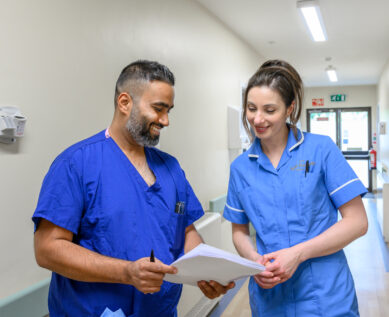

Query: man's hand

[197,280,235,299]
[128,257,177,294]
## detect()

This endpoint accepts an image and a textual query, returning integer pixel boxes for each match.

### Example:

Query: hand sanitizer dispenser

[0,106,27,144]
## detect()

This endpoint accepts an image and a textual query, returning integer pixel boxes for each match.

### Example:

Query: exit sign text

[330,94,346,102]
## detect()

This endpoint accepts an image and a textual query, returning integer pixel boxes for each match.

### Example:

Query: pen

[305,160,309,177]
[150,249,155,262]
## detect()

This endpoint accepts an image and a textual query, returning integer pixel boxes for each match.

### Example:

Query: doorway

[307,107,372,192]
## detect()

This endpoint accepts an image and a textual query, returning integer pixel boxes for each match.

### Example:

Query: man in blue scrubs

[33,60,234,316]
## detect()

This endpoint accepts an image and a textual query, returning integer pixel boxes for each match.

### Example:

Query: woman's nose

[253,112,265,125]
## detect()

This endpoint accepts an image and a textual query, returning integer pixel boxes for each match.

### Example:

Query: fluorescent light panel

[298,1,327,42]
[326,69,338,82]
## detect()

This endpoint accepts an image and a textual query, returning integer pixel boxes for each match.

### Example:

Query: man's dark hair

[114,60,175,107]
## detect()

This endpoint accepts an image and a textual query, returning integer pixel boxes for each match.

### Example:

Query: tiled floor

[213,197,389,317]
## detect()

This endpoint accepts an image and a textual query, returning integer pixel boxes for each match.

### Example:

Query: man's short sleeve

[223,167,249,224]
[323,137,367,209]
[184,175,204,227]
[32,155,84,234]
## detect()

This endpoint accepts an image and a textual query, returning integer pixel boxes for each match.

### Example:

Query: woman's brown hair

[242,59,303,141]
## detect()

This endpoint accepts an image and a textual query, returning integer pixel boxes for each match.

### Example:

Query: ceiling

[195,0,389,87]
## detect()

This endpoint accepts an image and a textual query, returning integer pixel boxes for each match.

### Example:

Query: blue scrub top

[224,127,366,317]
[32,130,204,317]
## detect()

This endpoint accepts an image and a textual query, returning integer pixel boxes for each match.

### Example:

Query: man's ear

[116,92,133,115]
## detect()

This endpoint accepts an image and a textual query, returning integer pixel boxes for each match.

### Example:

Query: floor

[211,197,389,317]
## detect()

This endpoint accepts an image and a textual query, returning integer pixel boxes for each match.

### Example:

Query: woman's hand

[252,253,282,289]
[262,247,303,284]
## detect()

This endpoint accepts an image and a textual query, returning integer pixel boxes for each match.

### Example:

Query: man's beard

[126,106,162,147]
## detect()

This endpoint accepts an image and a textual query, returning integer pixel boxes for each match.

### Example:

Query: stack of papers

[164,243,265,286]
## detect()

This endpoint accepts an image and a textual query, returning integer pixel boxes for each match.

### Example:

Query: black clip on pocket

[172,201,186,257]
[175,201,185,215]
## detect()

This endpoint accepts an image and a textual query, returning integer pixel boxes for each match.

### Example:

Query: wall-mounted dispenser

[0,106,27,144]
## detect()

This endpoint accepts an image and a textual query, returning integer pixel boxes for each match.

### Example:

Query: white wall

[301,85,377,132]
[0,0,263,298]
[378,61,389,172]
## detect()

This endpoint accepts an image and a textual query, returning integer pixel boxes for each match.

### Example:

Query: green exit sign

[330,94,346,102]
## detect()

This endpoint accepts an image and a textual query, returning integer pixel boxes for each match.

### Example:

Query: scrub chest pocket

[170,203,186,258]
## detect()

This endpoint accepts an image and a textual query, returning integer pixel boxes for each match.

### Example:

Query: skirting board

[0,278,50,317]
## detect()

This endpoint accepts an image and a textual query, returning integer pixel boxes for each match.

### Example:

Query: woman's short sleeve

[323,137,367,209]
[223,167,249,224]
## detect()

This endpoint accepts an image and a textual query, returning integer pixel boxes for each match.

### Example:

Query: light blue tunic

[224,127,366,317]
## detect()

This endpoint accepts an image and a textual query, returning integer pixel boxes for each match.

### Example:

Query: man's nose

[159,112,169,127]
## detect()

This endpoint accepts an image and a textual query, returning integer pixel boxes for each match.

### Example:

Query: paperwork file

[164,243,265,286]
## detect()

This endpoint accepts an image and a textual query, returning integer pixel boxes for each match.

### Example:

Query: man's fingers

[153,260,177,274]
[209,281,229,295]
[198,280,235,299]
[141,285,163,294]
[198,281,218,299]
[140,270,165,282]
[143,259,177,274]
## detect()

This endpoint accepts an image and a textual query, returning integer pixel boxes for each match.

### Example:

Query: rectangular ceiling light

[326,68,338,82]
[297,0,327,42]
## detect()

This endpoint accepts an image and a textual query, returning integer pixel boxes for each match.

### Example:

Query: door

[307,107,371,192]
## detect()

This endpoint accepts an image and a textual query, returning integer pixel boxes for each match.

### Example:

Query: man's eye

[154,107,163,112]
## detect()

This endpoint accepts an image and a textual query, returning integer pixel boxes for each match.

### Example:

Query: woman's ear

[287,101,295,117]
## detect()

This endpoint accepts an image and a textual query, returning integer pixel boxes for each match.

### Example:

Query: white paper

[164,243,265,286]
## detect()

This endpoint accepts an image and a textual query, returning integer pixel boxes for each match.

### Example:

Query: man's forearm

[36,237,132,284]
[184,224,203,253]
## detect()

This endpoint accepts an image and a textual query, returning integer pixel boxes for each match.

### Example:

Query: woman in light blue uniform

[224,60,368,316]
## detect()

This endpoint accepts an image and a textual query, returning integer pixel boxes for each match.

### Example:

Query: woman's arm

[232,222,280,288]
[295,195,367,261]
[264,195,368,282]
[232,223,259,261]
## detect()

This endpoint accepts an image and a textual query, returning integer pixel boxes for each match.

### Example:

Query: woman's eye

[248,107,256,112]
[266,109,275,113]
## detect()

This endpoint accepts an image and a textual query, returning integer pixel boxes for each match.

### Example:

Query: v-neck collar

[106,133,161,192]
[246,126,304,174]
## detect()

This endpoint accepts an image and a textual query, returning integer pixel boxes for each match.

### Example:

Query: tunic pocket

[299,162,336,236]
[309,251,358,316]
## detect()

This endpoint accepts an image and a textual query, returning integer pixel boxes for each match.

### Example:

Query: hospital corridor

[1,0,389,316]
